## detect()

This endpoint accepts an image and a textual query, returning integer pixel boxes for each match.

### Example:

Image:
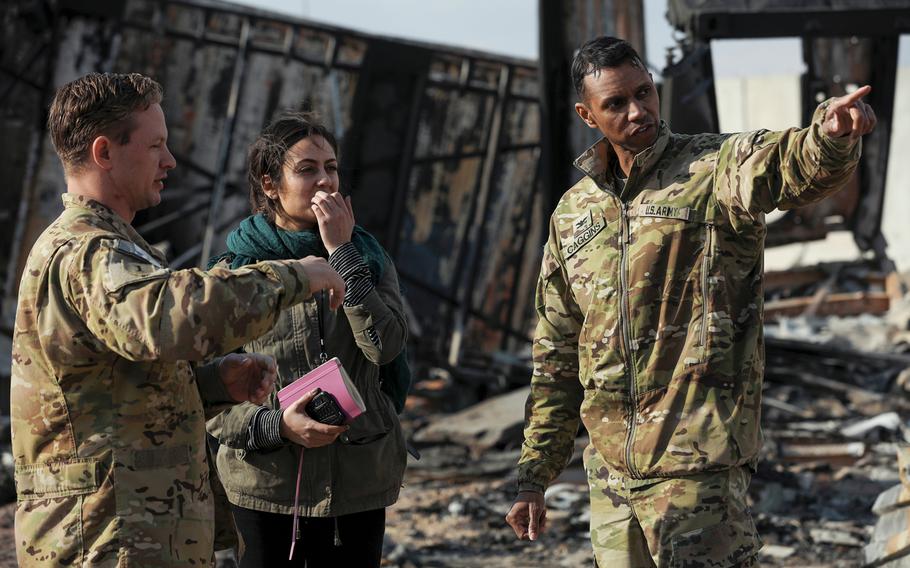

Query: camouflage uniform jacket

[207,258,408,517]
[517,101,861,491]
[11,194,313,566]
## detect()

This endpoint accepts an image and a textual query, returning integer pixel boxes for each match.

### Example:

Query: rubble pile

[751,332,910,567]
[763,262,905,322]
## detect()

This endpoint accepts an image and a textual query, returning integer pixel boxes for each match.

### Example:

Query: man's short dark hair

[572,36,646,99]
[48,72,163,174]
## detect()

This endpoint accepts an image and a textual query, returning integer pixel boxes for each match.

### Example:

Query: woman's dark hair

[247,111,339,223]
[571,36,646,100]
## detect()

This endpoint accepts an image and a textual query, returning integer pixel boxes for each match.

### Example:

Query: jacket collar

[61,193,167,265]
[573,121,671,195]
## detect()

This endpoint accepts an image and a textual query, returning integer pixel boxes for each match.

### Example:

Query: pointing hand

[822,85,877,139]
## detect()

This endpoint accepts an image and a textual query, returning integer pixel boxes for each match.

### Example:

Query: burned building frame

[0,0,548,373]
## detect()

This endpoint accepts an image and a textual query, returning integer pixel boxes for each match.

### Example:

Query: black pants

[231,505,386,567]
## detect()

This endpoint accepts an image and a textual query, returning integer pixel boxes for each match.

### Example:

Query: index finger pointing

[833,85,872,109]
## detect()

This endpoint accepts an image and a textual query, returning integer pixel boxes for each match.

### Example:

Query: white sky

[230,0,908,76]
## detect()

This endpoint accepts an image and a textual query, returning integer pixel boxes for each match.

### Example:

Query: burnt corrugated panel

[414,87,495,159]
[465,147,542,353]
[503,99,540,146]
[1,0,547,371]
[398,157,484,291]
[509,188,548,348]
[538,0,646,209]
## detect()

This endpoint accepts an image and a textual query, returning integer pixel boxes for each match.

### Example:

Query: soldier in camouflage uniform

[10,72,345,566]
[506,37,877,567]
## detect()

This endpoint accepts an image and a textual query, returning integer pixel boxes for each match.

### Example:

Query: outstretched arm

[716,85,875,225]
[67,242,344,363]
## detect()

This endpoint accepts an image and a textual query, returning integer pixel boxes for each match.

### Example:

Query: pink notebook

[277,357,365,423]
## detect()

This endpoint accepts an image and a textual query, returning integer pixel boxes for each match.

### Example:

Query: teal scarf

[210,214,385,277]
[209,214,411,412]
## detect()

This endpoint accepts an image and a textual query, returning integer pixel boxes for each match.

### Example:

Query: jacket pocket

[15,457,100,499]
[539,247,562,291]
[345,382,394,445]
[15,457,111,566]
[625,207,714,390]
[16,495,88,566]
[334,392,406,505]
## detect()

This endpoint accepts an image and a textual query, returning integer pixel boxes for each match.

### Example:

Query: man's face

[107,103,176,215]
[575,62,660,155]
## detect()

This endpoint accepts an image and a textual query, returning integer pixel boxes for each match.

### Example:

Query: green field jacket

[207,258,408,517]
[518,101,861,491]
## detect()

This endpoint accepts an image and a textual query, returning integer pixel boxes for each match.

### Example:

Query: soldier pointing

[507,36,875,566]
[11,72,345,566]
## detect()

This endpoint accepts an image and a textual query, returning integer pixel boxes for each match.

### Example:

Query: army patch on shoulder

[636,203,694,222]
[102,239,169,294]
[114,239,163,269]
[565,210,606,259]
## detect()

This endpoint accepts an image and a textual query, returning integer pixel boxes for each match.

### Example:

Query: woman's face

[265,134,339,231]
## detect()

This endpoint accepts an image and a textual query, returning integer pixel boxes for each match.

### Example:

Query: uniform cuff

[195,357,234,405]
[517,482,545,494]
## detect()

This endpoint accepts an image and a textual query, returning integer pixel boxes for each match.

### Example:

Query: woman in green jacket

[207,111,409,567]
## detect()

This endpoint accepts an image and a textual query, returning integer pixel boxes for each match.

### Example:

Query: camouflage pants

[584,445,761,568]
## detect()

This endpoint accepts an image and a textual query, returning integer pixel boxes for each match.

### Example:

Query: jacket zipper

[700,225,714,350]
[618,202,641,479]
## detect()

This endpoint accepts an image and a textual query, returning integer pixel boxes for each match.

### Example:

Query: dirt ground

[384,476,594,567]
[381,461,875,568]
[0,480,591,568]
[0,462,888,567]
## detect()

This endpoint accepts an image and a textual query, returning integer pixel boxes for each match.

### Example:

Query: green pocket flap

[15,458,100,500]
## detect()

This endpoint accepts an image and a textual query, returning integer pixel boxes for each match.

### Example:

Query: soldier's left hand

[822,85,876,139]
[218,352,277,405]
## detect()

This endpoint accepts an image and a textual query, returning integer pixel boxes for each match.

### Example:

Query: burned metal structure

[663,0,910,255]
[537,0,647,209]
[0,0,546,372]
